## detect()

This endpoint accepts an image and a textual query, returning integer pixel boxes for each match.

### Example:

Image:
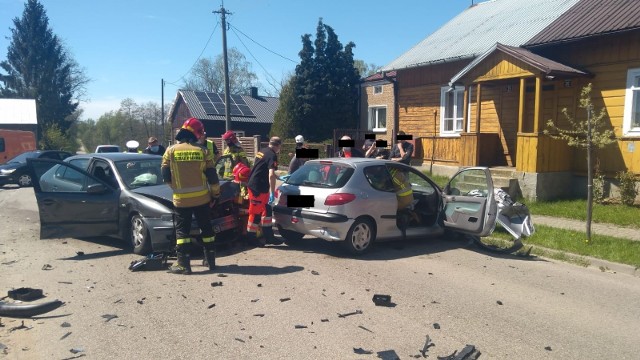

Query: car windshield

[114,158,163,189]
[97,146,120,153]
[287,162,354,188]
[7,151,37,164]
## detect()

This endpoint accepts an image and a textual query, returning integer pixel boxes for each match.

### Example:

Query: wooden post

[475,83,482,134]
[463,85,469,132]
[533,76,542,133]
[518,78,525,133]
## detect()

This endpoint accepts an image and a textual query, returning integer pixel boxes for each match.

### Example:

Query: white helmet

[126,140,139,149]
[295,135,304,143]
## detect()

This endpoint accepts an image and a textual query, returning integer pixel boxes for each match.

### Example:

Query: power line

[166,21,220,86]
[229,26,281,93]
[229,24,297,63]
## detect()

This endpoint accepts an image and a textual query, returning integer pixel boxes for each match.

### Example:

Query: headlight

[0,169,16,174]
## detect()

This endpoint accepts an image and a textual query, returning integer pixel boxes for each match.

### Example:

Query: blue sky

[0,0,473,120]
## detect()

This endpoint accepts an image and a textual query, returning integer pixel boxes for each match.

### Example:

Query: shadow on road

[200,264,305,276]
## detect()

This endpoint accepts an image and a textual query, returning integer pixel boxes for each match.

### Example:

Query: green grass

[422,171,450,188]
[527,199,640,228]
[489,225,640,268]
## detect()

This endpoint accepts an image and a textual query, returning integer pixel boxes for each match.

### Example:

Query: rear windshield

[96,146,120,153]
[287,162,354,188]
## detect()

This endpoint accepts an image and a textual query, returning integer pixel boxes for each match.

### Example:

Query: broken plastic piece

[211,282,223,287]
[372,294,395,307]
[101,314,118,322]
[338,309,362,318]
[354,347,373,355]
[8,288,44,301]
[0,299,63,318]
[377,349,400,360]
[420,335,435,357]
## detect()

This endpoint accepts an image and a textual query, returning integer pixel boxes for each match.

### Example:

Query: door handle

[42,199,55,206]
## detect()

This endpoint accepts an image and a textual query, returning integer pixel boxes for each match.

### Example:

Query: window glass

[115,158,163,189]
[368,107,387,130]
[441,87,464,134]
[364,165,393,192]
[373,85,383,94]
[287,162,354,189]
[632,89,640,128]
[623,68,640,135]
[446,168,489,197]
[0,138,4,152]
[406,169,437,195]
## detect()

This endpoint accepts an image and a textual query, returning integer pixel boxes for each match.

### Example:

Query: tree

[0,0,88,141]
[353,60,380,78]
[544,83,616,242]
[183,48,259,95]
[273,19,360,142]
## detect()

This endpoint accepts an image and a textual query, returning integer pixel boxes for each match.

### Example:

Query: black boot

[263,226,283,245]
[203,248,216,271]
[168,248,192,275]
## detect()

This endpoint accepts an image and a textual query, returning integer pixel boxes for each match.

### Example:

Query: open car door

[442,167,497,237]
[27,158,121,239]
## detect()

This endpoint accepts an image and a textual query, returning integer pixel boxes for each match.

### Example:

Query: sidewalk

[533,215,640,242]
[530,215,640,277]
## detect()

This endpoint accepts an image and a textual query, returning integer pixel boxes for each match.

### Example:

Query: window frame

[623,67,640,137]
[373,85,383,95]
[368,106,387,132]
[440,86,465,137]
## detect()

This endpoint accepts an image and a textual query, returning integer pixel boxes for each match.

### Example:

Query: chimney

[250,86,258,98]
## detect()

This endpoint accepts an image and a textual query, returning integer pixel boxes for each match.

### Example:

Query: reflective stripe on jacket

[222,146,248,179]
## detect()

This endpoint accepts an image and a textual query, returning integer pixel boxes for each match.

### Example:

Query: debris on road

[437,344,481,360]
[69,348,84,354]
[420,335,435,357]
[353,347,373,355]
[60,331,72,340]
[251,299,259,303]
[217,274,228,277]
[311,270,320,275]
[377,349,400,360]
[496,300,503,305]
[433,323,441,329]
[0,299,64,318]
[76,252,84,256]
[372,294,395,307]
[8,287,44,301]
[545,346,552,351]
[211,282,223,287]
[253,314,265,317]
[279,297,291,302]
[358,325,374,333]
[337,310,362,318]
[234,338,245,343]
[207,304,216,309]
[101,314,118,322]
[58,281,73,285]
[41,264,53,270]
[321,318,329,322]
[113,299,123,304]
[9,320,31,332]
[1,260,17,265]
[61,322,71,327]
[294,324,307,329]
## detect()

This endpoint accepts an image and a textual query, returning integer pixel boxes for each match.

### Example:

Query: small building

[167,87,279,140]
[359,71,396,143]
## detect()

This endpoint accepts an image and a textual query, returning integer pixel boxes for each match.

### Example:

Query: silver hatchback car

[273,158,498,255]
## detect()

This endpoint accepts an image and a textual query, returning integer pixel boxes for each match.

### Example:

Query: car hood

[0,163,22,171]
[132,180,239,208]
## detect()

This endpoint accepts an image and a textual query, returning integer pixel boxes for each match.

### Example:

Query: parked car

[273,158,498,255]
[0,150,72,187]
[95,145,121,153]
[27,153,245,255]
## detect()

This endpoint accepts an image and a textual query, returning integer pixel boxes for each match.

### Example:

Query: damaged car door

[442,167,497,237]
[28,158,120,239]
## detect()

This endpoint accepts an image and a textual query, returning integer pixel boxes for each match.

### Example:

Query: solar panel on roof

[230,94,245,104]
[193,91,256,118]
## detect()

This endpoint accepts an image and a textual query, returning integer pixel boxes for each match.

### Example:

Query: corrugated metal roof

[526,0,640,46]
[450,43,588,84]
[381,0,580,72]
[0,99,38,124]
[179,90,279,124]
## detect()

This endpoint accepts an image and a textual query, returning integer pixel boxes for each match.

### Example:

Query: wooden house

[378,0,640,200]
[167,87,279,141]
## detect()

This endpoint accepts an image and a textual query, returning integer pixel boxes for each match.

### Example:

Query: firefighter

[246,136,282,245]
[233,161,251,202]
[197,132,220,163]
[389,167,413,210]
[221,130,249,179]
[161,118,220,274]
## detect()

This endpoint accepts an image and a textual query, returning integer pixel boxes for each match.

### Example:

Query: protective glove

[209,183,221,199]
[268,192,275,205]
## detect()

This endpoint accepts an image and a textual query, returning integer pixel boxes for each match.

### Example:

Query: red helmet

[181,118,205,138]
[233,162,250,182]
[222,130,237,142]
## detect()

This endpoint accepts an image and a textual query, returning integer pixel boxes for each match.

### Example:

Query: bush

[617,171,638,206]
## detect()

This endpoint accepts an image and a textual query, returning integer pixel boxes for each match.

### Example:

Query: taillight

[324,193,356,206]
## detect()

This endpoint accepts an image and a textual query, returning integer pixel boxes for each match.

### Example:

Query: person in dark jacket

[389,131,414,165]
[336,135,364,158]
[288,135,308,175]
[143,137,166,156]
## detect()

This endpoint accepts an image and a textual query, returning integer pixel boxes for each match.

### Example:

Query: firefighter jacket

[162,141,218,208]
[222,145,249,179]
[389,167,413,210]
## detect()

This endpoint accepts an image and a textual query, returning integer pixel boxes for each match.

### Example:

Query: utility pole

[161,78,165,143]
[214,2,232,131]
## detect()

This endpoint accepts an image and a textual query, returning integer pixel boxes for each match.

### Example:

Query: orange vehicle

[0,129,36,165]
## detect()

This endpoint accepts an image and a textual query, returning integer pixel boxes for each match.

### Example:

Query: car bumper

[0,174,16,185]
[145,217,176,253]
[273,206,353,242]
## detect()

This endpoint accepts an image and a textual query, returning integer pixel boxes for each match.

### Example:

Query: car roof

[306,157,401,166]
[66,153,162,162]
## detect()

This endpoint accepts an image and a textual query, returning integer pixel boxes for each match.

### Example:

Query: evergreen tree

[0,0,83,139]
[272,19,360,142]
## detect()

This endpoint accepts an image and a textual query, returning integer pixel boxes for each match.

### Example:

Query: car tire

[17,174,32,187]
[278,226,304,246]
[343,218,376,256]
[129,214,152,255]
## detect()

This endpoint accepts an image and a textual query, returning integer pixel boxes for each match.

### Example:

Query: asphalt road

[1,187,639,359]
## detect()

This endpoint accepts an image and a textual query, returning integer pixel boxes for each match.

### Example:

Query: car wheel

[129,214,151,255]
[343,218,376,255]
[278,226,304,246]
[17,174,32,187]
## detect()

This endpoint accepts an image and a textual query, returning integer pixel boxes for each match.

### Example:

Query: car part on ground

[0,299,64,318]
[7,287,43,301]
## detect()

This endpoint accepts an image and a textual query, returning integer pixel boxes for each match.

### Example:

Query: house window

[368,106,387,132]
[440,87,464,136]
[623,67,640,136]
[373,85,383,94]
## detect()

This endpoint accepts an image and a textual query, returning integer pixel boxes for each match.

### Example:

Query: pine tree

[272,19,361,142]
[0,0,82,138]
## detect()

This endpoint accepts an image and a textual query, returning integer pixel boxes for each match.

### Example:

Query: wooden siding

[417,137,459,164]
[465,52,537,82]
[397,85,441,138]
[516,134,574,173]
